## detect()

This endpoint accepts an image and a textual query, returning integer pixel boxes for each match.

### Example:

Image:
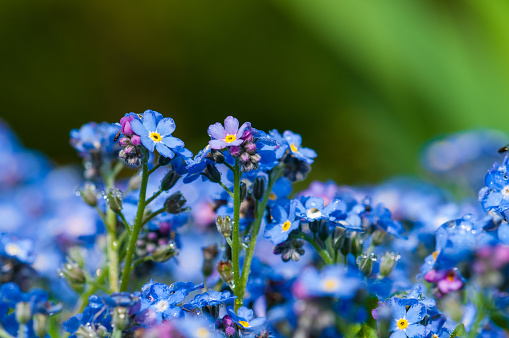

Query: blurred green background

[1,0,509,185]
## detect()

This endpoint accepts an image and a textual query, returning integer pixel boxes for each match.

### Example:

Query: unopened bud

[152,243,179,262]
[79,183,97,207]
[202,245,219,278]
[158,155,172,166]
[318,222,330,241]
[217,261,233,285]
[253,177,265,200]
[107,188,123,213]
[15,302,31,325]
[203,163,221,183]
[350,232,363,258]
[216,216,232,238]
[33,314,48,338]
[211,149,226,164]
[59,260,86,294]
[161,170,180,191]
[244,143,257,154]
[339,235,350,257]
[310,220,320,234]
[380,252,399,277]
[68,247,86,268]
[113,307,128,331]
[229,146,242,157]
[357,252,376,275]
[371,229,386,246]
[239,182,247,202]
[164,192,188,214]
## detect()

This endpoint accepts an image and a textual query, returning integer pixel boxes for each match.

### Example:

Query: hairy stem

[232,159,242,312]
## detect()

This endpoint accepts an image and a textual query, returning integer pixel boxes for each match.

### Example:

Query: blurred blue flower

[264,200,300,245]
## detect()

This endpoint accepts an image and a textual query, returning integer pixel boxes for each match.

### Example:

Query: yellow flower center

[446,271,455,281]
[290,143,298,152]
[397,318,408,330]
[269,192,277,200]
[432,335,439,338]
[282,221,291,232]
[5,243,19,256]
[225,134,237,143]
[322,278,339,291]
[432,251,439,261]
[196,327,210,338]
[149,132,162,142]
[239,320,249,328]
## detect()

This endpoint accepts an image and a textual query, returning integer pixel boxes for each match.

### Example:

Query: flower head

[264,200,300,245]
[207,116,251,150]
[130,110,185,159]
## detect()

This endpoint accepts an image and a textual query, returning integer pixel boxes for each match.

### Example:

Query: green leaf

[449,323,466,338]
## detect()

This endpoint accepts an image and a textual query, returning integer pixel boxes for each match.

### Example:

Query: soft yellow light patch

[269,193,277,200]
[432,335,439,338]
[432,251,439,261]
[225,134,237,143]
[239,320,249,328]
[282,221,291,232]
[322,278,339,291]
[397,318,408,330]
[196,327,210,338]
[5,243,19,256]
[149,132,162,142]
[290,143,298,152]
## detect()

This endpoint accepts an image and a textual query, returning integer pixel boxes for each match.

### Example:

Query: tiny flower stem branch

[145,188,164,206]
[116,211,132,236]
[238,165,284,305]
[148,163,161,176]
[219,181,234,198]
[120,151,149,292]
[141,207,165,227]
[325,236,335,259]
[132,256,154,269]
[77,266,109,313]
[224,162,235,172]
[232,159,242,312]
[297,232,333,265]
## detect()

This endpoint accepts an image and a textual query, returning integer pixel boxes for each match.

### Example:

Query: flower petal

[157,117,176,136]
[140,134,155,152]
[224,116,239,135]
[404,323,425,337]
[142,111,158,132]
[155,142,175,159]
[162,136,185,149]
[209,140,227,150]
[236,121,251,138]
[208,122,227,140]
[130,119,148,137]
[405,303,425,324]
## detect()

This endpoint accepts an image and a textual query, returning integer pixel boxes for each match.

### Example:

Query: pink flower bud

[131,135,142,146]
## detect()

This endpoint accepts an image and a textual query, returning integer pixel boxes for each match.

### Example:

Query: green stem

[111,328,122,338]
[297,232,334,265]
[219,182,234,198]
[104,162,120,293]
[77,266,109,313]
[148,163,161,176]
[146,189,164,206]
[132,256,153,269]
[238,165,283,305]
[141,208,165,227]
[120,152,150,292]
[117,211,131,236]
[325,236,335,259]
[232,159,242,312]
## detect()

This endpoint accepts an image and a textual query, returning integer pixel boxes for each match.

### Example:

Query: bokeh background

[1,0,509,185]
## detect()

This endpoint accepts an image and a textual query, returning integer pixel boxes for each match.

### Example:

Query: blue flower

[102,291,141,312]
[183,290,236,310]
[207,116,251,149]
[226,306,267,332]
[70,122,120,158]
[174,316,216,338]
[264,200,300,245]
[130,110,185,159]
[64,295,111,336]
[293,265,362,299]
[480,155,509,214]
[269,130,317,164]
[0,234,35,264]
[388,298,425,338]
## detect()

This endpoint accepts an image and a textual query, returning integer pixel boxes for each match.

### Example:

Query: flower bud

[161,170,180,191]
[371,229,386,247]
[244,142,257,154]
[216,216,232,238]
[203,163,221,183]
[217,261,233,285]
[107,188,123,213]
[350,232,363,258]
[309,220,320,234]
[112,307,128,331]
[356,252,376,275]
[253,177,265,200]
[318,222,330,242]
[15,302,31,325]
[33,314,48,338]
[59,260,86,294]
[211,149,226,164]
[339,235,350,257]
[152,243,179,262]
[380,252,399,277]
[229,146,242,157]
[240,152,250,163]
[239,182,247,202]
[68,247,86,268]
[202,245,219,278]
[164,192,188,214]
[79,183,98,207]
[158,155,172,166]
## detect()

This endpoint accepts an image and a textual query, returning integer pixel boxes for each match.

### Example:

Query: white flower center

[502,185,509,197]
[5,243,19,256]
[155,300,169,312]
[306,207,322,219]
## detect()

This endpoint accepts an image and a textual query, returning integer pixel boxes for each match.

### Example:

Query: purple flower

[207,116,251,150]
[424,269,463,296]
